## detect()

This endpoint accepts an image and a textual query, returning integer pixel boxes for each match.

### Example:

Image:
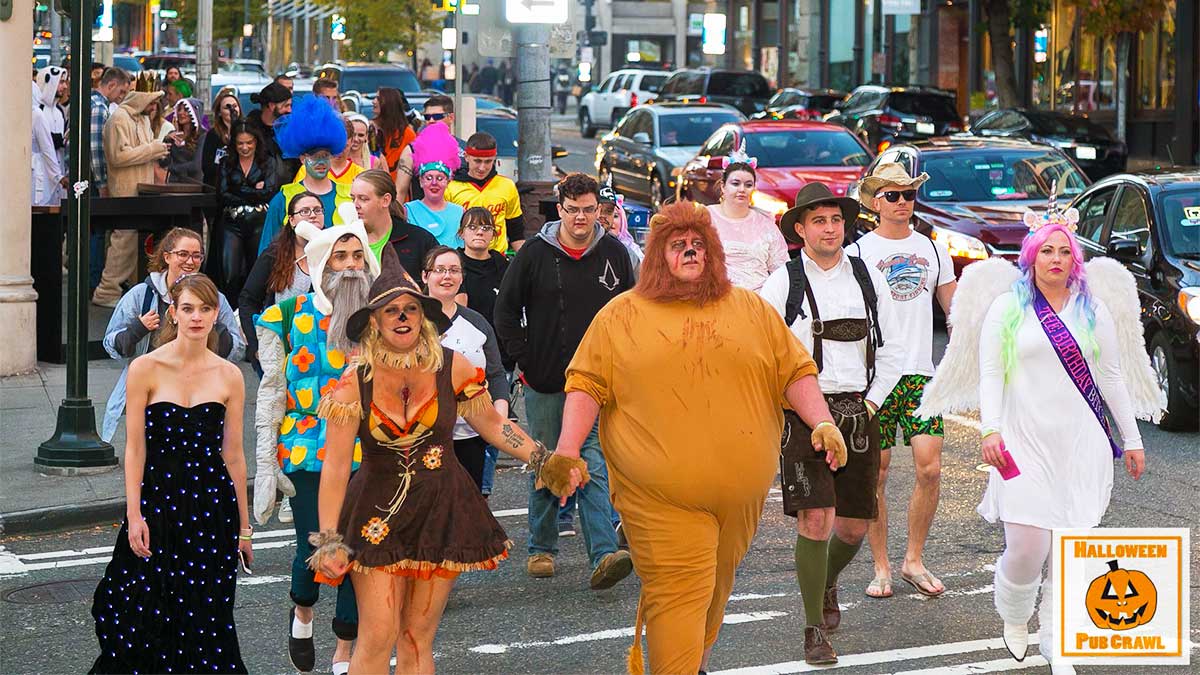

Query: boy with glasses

[846,162,957,600]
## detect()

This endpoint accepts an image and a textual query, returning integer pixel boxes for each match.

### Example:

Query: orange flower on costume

[295,295,307,309]
[295,416,318,435]
[291,346,316,373]
[422,445,444,470]
[319,316,330,331]
[276,442,290,465]
[362,517,390,545]
[320,377,339,396]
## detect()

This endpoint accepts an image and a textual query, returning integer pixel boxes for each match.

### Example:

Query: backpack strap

[783,257,809,326]
[848,255,883,388]
[140,281,157,316]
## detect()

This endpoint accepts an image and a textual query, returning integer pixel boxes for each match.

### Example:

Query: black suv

[751,87,847,121]
[655,68,771,117]
[969,108,1127,180]
[1069,170,1200,430]
[826,85,964,154]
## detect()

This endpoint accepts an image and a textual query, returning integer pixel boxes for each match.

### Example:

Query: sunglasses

[424,112,448,121]
[222,103,238,111]
[880,189,917,203]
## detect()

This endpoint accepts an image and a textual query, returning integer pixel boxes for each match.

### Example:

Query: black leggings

[454,435,487,493]
[221,220,264,302]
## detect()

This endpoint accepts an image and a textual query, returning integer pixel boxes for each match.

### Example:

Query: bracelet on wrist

[238,534,253,541]
[981,427,1000,439]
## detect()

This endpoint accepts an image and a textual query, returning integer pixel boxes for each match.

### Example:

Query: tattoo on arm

[500,422,523,450]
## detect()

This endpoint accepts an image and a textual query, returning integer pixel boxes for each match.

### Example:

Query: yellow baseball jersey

[445,174,523,252]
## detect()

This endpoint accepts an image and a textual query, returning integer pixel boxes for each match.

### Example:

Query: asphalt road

[2,369,1196,673]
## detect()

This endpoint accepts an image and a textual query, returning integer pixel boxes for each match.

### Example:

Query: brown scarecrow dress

[320,348,510,581]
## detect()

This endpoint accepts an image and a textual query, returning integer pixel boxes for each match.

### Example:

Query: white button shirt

[759,250,906,408]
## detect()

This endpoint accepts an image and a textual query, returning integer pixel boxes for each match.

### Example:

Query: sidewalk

[0,360,264,535]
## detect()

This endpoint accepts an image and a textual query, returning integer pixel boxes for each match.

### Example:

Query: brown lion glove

[535,453,591,497]
[811,422,848,469]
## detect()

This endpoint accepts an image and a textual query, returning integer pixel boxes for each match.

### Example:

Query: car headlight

[1179,288,1200,324]
[751,191,789,217]
[930,226,988,260]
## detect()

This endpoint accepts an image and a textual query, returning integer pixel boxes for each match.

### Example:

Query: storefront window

[893,14,912,84]
[1158,1,1176,109]
[1052,1,1077,111]
[829,0,856,92]
[1137,22,1159,108]
[733,1,755,72]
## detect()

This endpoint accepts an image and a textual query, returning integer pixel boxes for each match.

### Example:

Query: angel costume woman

[916,194,1163,674]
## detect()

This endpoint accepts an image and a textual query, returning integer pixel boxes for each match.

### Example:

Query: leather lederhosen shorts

[779,392,881,520]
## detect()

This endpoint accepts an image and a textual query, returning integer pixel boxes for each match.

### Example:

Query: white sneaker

[1002,622,1029,661]
[279,499,294,524]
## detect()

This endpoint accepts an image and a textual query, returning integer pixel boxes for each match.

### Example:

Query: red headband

[465,146,497,158]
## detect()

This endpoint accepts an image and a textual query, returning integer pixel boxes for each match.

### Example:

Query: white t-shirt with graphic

[847,229,955,376]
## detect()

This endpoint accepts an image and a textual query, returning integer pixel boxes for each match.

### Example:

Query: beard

[323,269,371,354]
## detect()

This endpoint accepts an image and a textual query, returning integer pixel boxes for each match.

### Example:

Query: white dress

[706,204,790,291]
[976,291,1143,530]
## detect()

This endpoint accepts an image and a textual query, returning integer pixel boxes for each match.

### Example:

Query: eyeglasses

[424,112,448,121]
[170,250,205,263]
[562,205,598,216]
[880,189,917,203]
[464,223,495,233]
[292,206,325,218]
[422,173,448,184]
[427,266,462,276]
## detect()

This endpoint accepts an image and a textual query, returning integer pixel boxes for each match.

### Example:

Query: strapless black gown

[90,401,247,674]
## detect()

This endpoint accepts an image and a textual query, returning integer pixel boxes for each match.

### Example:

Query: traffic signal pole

[515,23,552,183]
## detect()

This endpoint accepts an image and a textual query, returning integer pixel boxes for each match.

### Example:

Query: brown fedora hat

[779,183,861,246]
[345,246,452,342]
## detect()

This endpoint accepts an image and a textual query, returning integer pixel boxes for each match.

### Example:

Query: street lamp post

[36,0,118,474]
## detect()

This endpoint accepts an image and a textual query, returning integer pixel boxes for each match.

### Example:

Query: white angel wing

[915,258,1020,418]
[1084,257,1166,422]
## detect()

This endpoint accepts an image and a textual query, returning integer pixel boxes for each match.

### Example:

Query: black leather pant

[221,217,263,304]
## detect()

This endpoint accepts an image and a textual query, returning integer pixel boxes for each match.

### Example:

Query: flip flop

[865,575,893,598]
[901,571,946,597]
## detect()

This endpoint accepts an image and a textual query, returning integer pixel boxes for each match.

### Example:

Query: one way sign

[505,0,569,24]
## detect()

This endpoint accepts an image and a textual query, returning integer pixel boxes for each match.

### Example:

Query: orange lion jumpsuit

[566,288,818,674]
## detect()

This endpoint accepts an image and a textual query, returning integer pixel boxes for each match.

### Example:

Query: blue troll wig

[275,95,347,159]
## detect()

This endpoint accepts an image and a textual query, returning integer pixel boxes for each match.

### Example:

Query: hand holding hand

[539,453,590,499]
[811,422,847,471]
[1124,449,1145,480]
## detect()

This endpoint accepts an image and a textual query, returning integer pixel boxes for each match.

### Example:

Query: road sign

[505,0,568,24]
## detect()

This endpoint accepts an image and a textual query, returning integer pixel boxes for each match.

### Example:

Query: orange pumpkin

[1084,560,1157,631]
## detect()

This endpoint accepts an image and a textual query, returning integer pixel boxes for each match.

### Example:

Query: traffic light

[431,0,458,11]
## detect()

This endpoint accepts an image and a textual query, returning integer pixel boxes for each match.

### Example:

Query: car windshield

[804,95,843,112]
[1024,112,1111,139]
[707,72,770,98]
[341,70,422,95]
[888,92,959,120]
[640,75,667,93]
[746,131,870,168]
[1158,189,1200,257]
[476,117,519,157]
[658,112,743,147]
[918,150,1089,202]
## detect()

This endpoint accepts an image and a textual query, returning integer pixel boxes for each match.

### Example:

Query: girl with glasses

[101,228,245,443]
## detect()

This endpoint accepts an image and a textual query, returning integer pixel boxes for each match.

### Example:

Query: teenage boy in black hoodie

[446,132,527,253]
[494,173,636,590]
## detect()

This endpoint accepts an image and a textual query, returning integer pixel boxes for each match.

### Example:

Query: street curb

[0,482,260,537]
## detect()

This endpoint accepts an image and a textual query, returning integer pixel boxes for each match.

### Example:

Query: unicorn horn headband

[1023,180,1079,233]
[721,140,757,169]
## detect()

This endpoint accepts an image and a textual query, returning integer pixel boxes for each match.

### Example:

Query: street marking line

[728,592,788,601]
[471,611,787,654]
[24,555,113,571]
[237,574,290,586]
[0,547,29,575]
[491,508,528,518]
[710,635,1040,674]
[892,656,1048,674]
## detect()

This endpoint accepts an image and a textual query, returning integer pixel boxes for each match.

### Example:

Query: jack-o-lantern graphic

[1084,560,1157,631]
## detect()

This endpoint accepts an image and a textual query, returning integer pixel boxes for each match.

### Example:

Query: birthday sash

[1033,287,1123,458]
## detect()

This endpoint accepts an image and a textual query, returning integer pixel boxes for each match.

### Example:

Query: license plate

[1076,145,1097,160]
[916,122,936,135]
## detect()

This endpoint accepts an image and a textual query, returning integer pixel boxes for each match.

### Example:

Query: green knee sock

[794,534,829,627]
[826,535,864,587]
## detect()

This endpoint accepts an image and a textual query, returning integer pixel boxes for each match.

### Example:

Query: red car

[675,121,873,228]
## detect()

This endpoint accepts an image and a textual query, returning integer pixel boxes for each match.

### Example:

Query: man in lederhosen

[759,183,906,665]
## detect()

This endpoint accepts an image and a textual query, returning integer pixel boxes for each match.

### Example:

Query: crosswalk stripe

[709,635,1040,674]
[892,656,1048,674]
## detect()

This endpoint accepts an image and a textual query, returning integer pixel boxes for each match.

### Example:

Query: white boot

[1038,568,1073,672]
[993,559,1039,662]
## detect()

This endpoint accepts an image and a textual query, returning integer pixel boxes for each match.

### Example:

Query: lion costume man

[552,201,849,673]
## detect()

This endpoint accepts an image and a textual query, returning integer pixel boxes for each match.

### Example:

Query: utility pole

[515,24,552,183]
[37,0,118,472]
[49,10,63,65]
[197,0,213,112]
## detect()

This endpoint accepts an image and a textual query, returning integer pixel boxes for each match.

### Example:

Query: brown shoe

[589,550,633,590]
[822,585,841,630]
[526,553,555,578]
[804,625,838,665]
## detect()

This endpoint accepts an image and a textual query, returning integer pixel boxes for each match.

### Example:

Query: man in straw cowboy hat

[759,183,907,664]
[846,162,957,600]
[555,200,846,674]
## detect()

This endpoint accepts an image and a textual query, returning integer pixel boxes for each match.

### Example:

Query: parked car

[112,54,144,74]
[969,108,1127,180]
[655,68,772,117]
[751,88,846,121]
[827,85,964,154]
[578,69,671,138]
[595,103,745,210]
[850,137,1091,276]
[1067,170,1200,429]
[676,121,871,226]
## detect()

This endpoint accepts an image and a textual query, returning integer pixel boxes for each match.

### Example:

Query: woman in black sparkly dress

[90,274,253,675]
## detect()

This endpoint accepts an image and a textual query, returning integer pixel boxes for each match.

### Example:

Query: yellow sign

[1053,528,1190,666]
